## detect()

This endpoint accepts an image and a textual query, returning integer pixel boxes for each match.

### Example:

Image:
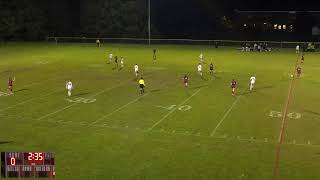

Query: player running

[301,55,304,64]
[139,77,145,94]
[209,63,214,74]
[199,52,204,62]
[134,64,139,77]
[183,74,189,88]
[120,57,125,68]
[153,49,157,61]
[108,53,113,64]
[96,39,100,47]
[296,66,302,77]
[114,56,118,68]
[296,45,300,54]
[231,79,237,96]
[8,77,15,94]
[249,75,256,91]
[66,80,73,97]
[197,63,203,76]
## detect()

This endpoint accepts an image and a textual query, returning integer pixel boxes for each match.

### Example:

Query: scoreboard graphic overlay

[1,152,55,178]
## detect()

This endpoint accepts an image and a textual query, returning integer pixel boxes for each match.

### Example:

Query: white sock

[68,91,71,96]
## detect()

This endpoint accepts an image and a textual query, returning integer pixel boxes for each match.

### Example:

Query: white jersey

[250,76,256,84]
[66,81,73,90]
[198,64,202,71]
[199,53,203,59]
[121,58,124,65]
[296,45,299,51]
[134,65,139,72]
[109,54,113,59]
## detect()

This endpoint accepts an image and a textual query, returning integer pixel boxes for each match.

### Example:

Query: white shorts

[251,81,255,85]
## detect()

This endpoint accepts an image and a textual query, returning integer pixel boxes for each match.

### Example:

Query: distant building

[234,10,320,41]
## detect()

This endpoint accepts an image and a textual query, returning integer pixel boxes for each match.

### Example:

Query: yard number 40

[269,111,301,119]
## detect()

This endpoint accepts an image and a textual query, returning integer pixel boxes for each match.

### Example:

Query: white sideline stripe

[36,82,126,121]
[210,95,241,137]
[148,88,202,131]
[90,93,149,125]
[0,89,62,112]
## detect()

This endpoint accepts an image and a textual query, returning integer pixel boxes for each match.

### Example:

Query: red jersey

[8,79,13,86]
[297,67,301,74]
[210,64,214,70]
[231,80,236,88]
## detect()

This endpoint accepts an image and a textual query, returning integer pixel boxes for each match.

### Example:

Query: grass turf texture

[0,42,320,180]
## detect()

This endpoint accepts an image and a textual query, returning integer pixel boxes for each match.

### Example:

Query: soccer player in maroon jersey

[209,63,214,74]
[8,77,15,93]
[231,79,237,96]
[183,74,189,88]
[301,55,304,64]
[114,56,118,68]
[296,66,302,77]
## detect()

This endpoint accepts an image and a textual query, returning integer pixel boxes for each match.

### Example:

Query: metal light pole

[148,0,151,45]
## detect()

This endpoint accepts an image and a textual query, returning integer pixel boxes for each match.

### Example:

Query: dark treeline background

[0,0,319,41]
[0,0,150,40]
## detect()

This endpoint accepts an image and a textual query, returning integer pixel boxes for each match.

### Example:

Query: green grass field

[0,42,320,180]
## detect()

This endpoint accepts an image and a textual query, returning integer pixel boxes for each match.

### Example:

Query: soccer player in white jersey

[199,52,204,62]
[108,53,113,64]
[249,75,256,91]
[120,57,125,68]
[66,80,73,97]
[134,64,139,77]
[197,63,203,76]
[296,45,300,54]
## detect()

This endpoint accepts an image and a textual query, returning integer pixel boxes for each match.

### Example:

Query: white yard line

[36,82,127,121]
[0,89,63,112]
[210,95,241,137]
[90,93,149,125]
[42,119,320,148]
[148,88,202,131]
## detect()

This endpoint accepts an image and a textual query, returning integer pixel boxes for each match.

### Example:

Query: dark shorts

[140,84,144,88]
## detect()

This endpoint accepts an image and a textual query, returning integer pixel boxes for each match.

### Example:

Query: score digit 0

[10,157,16,166]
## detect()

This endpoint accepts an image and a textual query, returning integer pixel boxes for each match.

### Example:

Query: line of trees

[0,0,149,40]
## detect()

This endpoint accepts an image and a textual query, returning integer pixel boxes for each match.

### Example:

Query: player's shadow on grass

[303,109,320,116]
[211,74,221,79]
[240,85,274,95]
[0,141,12,145]
[73,92,90,97]
[15,88,29,93]
[189,84,208,89]
[150,89,162,93]
[0,70,11,74]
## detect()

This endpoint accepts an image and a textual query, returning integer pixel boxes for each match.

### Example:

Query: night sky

[1,0,319,40]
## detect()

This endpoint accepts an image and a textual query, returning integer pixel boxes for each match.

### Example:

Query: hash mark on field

[148,88,201,131]
[210,95,242,137]
[90,93,149,125]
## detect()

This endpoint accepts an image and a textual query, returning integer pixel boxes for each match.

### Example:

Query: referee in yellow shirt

[139,77,145,94]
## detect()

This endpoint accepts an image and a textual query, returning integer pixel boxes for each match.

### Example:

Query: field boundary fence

[47,37,319,50]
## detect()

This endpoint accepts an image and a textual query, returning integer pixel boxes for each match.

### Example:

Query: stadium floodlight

[148,0,151,45]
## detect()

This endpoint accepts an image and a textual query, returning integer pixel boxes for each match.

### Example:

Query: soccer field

[0,42,320,180]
